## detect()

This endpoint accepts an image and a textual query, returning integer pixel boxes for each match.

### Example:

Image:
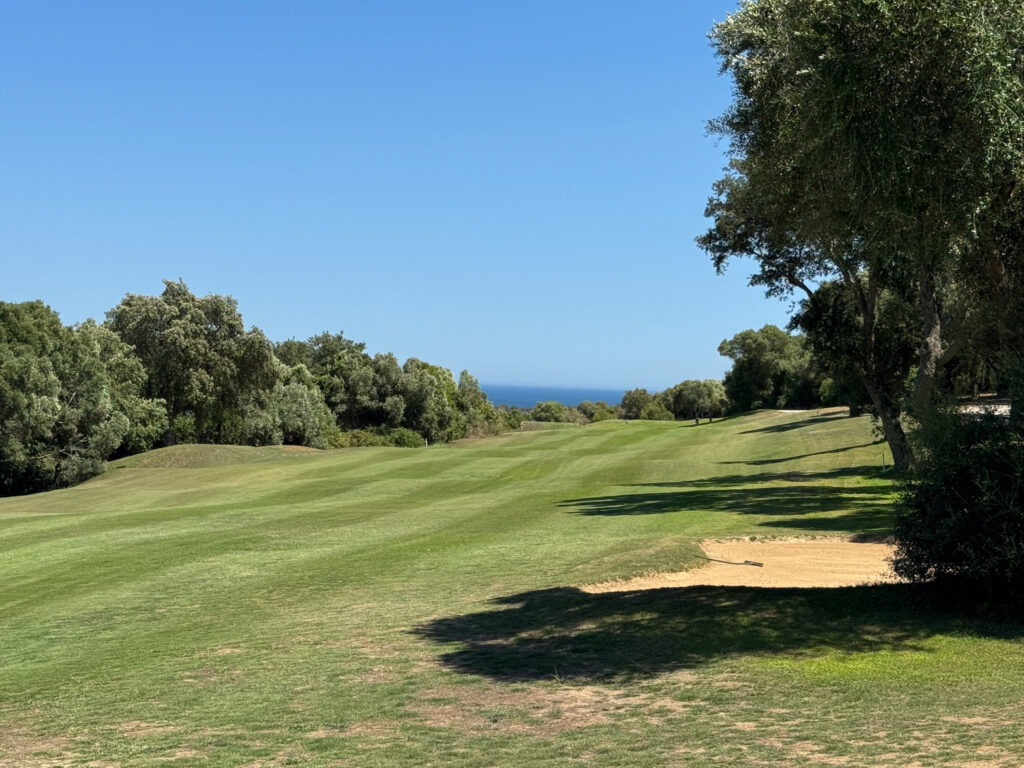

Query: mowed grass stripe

[5,411,1019,768]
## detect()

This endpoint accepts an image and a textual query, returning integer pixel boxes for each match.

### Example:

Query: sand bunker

[583,537,899,592]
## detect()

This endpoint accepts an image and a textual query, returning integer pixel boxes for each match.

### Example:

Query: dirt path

[583,537,899,592]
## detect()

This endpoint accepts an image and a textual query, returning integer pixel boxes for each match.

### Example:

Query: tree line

[528,323,838,426]
[2,275,830,496]
[0,281,520,496]
[527,377,730,425]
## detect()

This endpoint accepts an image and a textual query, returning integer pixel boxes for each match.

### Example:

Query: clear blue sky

[1,1,791,390]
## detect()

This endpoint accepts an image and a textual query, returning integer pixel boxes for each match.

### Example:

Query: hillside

[2,410,1022,767]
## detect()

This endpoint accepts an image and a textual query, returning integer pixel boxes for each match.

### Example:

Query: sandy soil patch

[583,537,899,592]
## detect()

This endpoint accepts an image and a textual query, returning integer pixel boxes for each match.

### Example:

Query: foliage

[0,302,165,494]
[620,388,652,420]
[496,406,526,431]
[531,400,571,423]
[242,373,338,449]
[282,335,505,443]
[661,379,729,421]
[3,282,515,495]
[701,0,1024,468]
[107,280,279,444]
[894,413,1024,600]
[577,400,619,422]
[385,427,427,448]
[640,399,674,421]
[816,373,868,415]
[456,370,508,437]
[718,325,818,412]
[791,281,912,417]
[329,427,425,448]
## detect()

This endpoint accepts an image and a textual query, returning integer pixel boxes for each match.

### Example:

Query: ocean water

[482,383,626,409]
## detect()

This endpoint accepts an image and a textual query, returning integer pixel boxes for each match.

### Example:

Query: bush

[329,430,386,448]
[530,401,587,423]
[578,400,619,422]
[500,407,526,431]
[329,427,424,448]
[385,427,425,448]
[893,413,1024,600]
[169,415,198,444]
[620,388,651,420]
[640,400,674,421]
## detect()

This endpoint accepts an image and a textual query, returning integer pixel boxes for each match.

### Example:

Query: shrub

[329,430,386,448]
[329,427,424,448]
[385,428,425,448]
[531,400,568,422]
[893,413,1024,600]
[500,407,526,431]
[578,400,619,422]
[169,414,198,444]
[620,388,651,420]
[640,400,674,421]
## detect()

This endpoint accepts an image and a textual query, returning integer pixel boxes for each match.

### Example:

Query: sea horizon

[481,383,627,409]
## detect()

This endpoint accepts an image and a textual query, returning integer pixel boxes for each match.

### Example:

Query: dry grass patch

[407,681,696,737]
[118,720,183,738]
[0,731,79,768]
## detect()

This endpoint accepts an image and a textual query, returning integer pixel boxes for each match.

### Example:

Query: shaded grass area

[559,466,894,535]
[738,411,851,434]
[416,583,1023,682]
[2,410,1023,766]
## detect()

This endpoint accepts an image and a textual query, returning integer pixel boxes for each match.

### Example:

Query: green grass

[1,410,1021,767]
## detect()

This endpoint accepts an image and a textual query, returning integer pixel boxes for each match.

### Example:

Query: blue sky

[1,1,791,390]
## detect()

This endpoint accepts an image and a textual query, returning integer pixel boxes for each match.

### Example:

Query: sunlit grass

[2,410,1021,766]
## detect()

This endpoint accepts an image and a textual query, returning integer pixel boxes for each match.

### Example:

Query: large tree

[107,281,279,443]
[700,0,1024,468]
[718,325,817,412]
[0,302,165,494]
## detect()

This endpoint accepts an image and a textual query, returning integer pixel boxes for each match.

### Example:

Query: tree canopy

[0,302,165,494]
[1,282,516,495]
[717,325,817,412]
[700,0,1024,468]
[106,280,280,444]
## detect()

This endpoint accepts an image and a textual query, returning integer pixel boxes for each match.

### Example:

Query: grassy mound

[110,443,324,470]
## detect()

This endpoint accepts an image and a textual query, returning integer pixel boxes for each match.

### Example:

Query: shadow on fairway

[636,467,883,486]
[718,440,884,465]
[414,584,1022,682]
[558,469,893,533]
[739,413,850,434]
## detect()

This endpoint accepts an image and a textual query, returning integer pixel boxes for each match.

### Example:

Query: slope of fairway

[2,410,1022,767]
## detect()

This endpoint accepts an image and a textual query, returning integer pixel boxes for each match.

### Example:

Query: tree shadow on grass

[739,413,850,434]
[637,467,885,487]
[562,485,885,516]
[414,584,1023,682]
[718,440,884,466]
[558,470,894,535]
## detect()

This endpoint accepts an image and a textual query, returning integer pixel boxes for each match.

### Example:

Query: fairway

[2,411,1022,767]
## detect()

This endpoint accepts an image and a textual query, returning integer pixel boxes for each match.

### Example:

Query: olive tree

[107,281,278,443]
[700,0,1024,468]
[1,302,165,494]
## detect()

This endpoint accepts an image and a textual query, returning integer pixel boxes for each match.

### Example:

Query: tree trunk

[857,370,913,471]
[876,401,912,471]
[909,266,944,416]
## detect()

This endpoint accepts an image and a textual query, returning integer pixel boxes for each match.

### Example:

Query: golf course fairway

[2,410,1023,767]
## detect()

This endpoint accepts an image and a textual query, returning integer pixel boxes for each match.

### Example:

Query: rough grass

[1,410,1021,767]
